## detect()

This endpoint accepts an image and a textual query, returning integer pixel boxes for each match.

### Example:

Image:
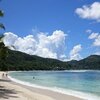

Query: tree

[0,4,8,70]
[0,37,8,71]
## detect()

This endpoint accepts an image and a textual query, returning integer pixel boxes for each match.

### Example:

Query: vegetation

[0,49,71,71]
[0,49,100,71]
[0,36,8,71]
[67,55,100,70]
[0,3,8,71]
[0,9,5,30]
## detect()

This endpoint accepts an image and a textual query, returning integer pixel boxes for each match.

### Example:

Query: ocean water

[9,71,100,100]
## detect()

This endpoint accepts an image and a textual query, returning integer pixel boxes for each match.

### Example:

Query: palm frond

[0,23,5,30]
[0,10,4,17]
[0,34,4,41]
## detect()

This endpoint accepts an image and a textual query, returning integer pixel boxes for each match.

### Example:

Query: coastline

[8,71,100,100]
[0,71,84,100]
[0,71,55,100]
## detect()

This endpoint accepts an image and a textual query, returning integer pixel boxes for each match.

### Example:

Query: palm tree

[0,35,8,71]
[0,8,8,71]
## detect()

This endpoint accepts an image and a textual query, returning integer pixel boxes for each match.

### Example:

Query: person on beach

[2,73,4,78]
[6,73,8,77]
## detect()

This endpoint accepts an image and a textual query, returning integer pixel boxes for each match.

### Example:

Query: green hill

[0,49,70,71]
[0,49,100,71]
[68,55,100,70]
[77,55,100,69]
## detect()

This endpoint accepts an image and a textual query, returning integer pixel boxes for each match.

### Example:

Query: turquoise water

[9,71,100,98]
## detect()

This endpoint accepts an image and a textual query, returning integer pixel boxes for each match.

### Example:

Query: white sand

[0,71,55,100]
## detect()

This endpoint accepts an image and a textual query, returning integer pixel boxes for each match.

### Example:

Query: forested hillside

[0,49,100,71]
[0,49,70,70]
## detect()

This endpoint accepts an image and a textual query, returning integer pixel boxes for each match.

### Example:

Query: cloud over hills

[3,30,84,61]
[69,44,82,60]
[3,30,67,60]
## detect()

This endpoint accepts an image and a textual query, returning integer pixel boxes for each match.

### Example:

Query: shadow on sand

[0,79,19,99]
[0,79,11,82]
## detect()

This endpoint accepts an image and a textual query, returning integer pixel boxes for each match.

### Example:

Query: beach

[0,71,83,100]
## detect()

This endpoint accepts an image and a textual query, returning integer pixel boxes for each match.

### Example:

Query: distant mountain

[67,60,78,66]
[0,49,100,71]
[68,55,100,70]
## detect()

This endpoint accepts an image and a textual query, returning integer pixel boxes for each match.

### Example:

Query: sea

[8,70,100,100]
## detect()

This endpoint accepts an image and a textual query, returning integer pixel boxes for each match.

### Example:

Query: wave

[8,74,100,100]
[8,70,100,73]
[64,70,100,73]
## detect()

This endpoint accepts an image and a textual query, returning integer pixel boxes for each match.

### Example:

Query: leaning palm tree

[0,8,8,71]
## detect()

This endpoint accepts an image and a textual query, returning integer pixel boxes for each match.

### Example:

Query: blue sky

[0,0,100,60]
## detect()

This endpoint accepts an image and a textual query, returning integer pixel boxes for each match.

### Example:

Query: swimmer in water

[33,76,35,79]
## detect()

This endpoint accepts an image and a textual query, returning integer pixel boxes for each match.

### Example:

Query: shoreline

[8,74,84,100]
[0,71,55,100]
[1,70,99,100]
[0,71,84,100]
[8,72,100,100]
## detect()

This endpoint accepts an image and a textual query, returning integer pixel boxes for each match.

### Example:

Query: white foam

[64,70,100,73]
[8,70,100,73]
[64,70,88,72]
[8,75,100,100]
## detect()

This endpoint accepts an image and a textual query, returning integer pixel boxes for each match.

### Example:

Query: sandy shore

[0,71,84,100]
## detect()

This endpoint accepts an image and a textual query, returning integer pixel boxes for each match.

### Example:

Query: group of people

[2,73,8,78]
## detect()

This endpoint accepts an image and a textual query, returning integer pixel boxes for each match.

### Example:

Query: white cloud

[4,32,18,47]
[86,29,92,33]
[3,30,67,60]
[14,35,37,54]
[69,44,82,60]
[93,35,100,46]
[88,32,99,39]
[75,2,100,22]
[94,51,100,55]
[88,32,100,46]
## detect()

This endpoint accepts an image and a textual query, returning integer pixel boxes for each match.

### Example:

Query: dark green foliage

[0,9,5,30]
[68,55,100,70]
[0,49,100,71]
[77,55,100,69]
[0,23,5,30]
[0,10,4,17]
[0,2,7,71]
[0,36,8,71]
[0,49,70,71]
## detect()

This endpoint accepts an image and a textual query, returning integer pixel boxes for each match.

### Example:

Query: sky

[0,0,100,61]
